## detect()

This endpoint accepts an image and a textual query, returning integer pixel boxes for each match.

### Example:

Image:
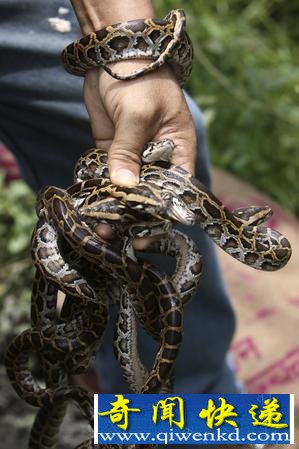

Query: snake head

[161,191,196,225]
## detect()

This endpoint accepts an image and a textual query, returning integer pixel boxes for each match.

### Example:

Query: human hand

[84,62,197,246]
[83,61,197,185]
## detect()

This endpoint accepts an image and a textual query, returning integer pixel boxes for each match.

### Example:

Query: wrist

[70,0,155,34]
[98,60,178,84]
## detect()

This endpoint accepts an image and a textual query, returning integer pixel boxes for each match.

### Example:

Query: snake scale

[62,9,193,86]
[5,7,292,449]
[5,139,291,449]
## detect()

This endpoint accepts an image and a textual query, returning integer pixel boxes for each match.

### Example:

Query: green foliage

[155,0,299,214]
[0,172,35,346]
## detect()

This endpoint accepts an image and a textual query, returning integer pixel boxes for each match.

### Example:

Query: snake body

[75,144,291,272]
[113,228,202,393]
[62,9,193,87]
[5,138,292,449]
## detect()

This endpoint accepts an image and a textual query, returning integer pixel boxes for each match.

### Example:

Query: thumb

[108,116,150,186]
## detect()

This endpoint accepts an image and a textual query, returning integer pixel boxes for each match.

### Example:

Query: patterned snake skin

[62,9,193,86]
[5,138,292,449]
[74,142,291,271]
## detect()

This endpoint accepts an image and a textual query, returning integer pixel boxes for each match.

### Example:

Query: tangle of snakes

[5,140,292,449]
[5,8,292,449]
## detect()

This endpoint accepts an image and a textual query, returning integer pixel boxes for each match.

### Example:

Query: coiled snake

[5,139,291,449]
[62,9,193,86]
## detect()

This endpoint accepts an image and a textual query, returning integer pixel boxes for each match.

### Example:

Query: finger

[108,114,152,186]
[154,111,197,175]
[171,137,197,175]
[133,234,161,251]
[151,131,197,175]
[94,223,114,241]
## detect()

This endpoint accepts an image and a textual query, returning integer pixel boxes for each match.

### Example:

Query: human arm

[70,0,197,187]
[70,0,155,34]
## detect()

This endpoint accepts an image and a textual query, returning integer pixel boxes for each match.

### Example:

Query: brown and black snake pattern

[62,9,193,87]
[5,139,292,449]
[75,145,291,272]
[36,184,185,394]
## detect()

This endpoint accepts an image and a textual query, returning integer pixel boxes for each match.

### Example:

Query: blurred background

[0,0,298,446]
[156,0,299,213]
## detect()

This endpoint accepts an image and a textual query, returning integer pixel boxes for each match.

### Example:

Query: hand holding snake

[5,7,292,449]
[79,7,196,187]
[84,60,197,187]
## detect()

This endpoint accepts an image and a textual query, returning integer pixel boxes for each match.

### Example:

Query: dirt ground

[0,364,91,448]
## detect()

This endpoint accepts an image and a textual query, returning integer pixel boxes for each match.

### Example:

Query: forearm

[70,0,155,34]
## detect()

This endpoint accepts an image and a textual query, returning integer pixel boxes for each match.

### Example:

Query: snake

[5,140,203,449]
[73,141,291,272]
[5,5,292,446]
[5,138,292,449]
[113,227,203,394]
[61,9,193,87]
